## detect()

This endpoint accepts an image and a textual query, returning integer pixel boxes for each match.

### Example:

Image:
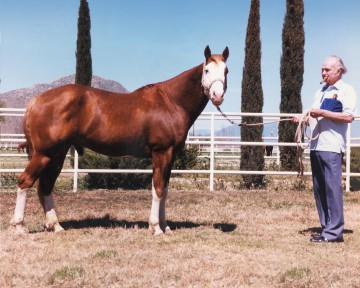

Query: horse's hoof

[14,224,27,235]
[44,223,64,233]
[54,224,65,233]
[152,226,164,236]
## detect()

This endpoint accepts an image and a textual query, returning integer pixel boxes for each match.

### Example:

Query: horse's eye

[205,69,209,74]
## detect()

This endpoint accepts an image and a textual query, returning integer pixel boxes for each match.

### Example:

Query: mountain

[0,75,128,109]
[0,75,128,133]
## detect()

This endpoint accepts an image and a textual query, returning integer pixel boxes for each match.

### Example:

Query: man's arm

[309,108,354,123]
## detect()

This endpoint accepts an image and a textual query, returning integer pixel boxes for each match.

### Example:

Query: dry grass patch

[1,188,360,287]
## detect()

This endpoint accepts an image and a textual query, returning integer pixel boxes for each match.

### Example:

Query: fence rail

[1,108,359,192]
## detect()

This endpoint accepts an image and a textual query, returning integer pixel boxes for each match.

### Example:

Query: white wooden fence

[1,108,359,192]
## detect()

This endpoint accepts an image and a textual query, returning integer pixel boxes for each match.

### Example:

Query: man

[299,55,357,243]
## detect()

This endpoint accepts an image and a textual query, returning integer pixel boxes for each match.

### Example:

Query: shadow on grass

[299,227,354,236]
[60,214,149,230]
[59,214,236,233]
[213,223,237,232]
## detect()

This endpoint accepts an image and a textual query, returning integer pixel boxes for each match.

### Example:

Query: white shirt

[309,79,357,153]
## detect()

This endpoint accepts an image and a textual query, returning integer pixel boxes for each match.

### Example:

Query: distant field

[1,189,360,287]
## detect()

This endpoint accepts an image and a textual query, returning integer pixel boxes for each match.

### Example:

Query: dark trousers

[310,151,344,240]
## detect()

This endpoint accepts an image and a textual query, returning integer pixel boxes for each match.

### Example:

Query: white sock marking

[12,187,29,225]
[42,194,64,232]
[150,182,163,235]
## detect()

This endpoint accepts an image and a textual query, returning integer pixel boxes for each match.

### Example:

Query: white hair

[328,55,347,74]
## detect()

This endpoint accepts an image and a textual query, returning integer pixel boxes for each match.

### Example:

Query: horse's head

[201,45,229,107]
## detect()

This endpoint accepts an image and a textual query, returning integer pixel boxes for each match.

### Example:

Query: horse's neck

[163,64,209,125]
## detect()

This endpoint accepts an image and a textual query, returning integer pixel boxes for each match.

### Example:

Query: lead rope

[216,106,320,176]
[294,109,320,176]
[216,106,294,126]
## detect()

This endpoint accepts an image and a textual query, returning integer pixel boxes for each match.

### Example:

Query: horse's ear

[222,47,229,62]
[204,45,211,60]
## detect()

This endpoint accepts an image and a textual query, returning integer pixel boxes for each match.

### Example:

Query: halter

[202,79,227,97]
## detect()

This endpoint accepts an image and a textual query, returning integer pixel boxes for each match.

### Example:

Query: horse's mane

[134,64,202,93]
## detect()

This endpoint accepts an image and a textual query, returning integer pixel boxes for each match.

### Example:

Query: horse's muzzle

[209,81,225,106]
[211,94,224,107]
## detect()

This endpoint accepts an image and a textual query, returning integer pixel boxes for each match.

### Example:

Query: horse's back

[23,84,156,156]
[23,82,193,157]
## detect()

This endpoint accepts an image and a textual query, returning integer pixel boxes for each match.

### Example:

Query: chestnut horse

[12,46,229,235]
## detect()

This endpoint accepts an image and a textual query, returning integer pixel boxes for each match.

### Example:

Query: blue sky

[0,0,359,117]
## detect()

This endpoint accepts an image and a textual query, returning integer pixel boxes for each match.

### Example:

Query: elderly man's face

[321,57,342,86]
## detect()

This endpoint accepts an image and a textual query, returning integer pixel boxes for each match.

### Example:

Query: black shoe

[310,234,322,241]
[310,236,344,243]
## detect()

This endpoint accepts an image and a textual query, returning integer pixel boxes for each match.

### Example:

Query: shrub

[79,150,152,190]
[173,145,199,170]
[350,147,360,191]
[79,145,201,190]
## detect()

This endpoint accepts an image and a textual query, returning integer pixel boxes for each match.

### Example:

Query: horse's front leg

[150,181,171,235]
[11,153,50,234]
[149,149,173,235]
[12,187,30,234]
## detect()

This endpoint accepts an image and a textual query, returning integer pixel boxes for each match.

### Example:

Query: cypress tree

[279,0,304,170]
[75,0,92,86]
[72,0,92,166]
[240,0,264,188]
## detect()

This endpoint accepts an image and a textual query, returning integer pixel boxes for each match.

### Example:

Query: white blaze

[202,61,227,106]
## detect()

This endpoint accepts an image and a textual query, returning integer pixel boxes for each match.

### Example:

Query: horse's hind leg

[37,152,67,233]
[12,153,51,233]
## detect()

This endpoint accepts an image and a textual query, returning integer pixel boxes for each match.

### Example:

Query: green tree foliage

[279,0,304,171]
[71,0,93,170]
[75,0,92,86]
[350,147,360,191]
[240,0,264,188]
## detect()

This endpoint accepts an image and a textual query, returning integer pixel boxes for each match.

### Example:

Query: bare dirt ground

[1,188,360,287]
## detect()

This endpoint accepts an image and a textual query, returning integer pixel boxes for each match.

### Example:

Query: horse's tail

[18,141,30,155]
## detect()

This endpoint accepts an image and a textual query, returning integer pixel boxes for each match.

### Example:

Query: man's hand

[309,108,323,118]
[292,115,309,125]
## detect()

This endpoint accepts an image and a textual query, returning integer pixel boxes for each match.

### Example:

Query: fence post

[345,123,351,192]
[209,113,215,192]
[73,150,79,192]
